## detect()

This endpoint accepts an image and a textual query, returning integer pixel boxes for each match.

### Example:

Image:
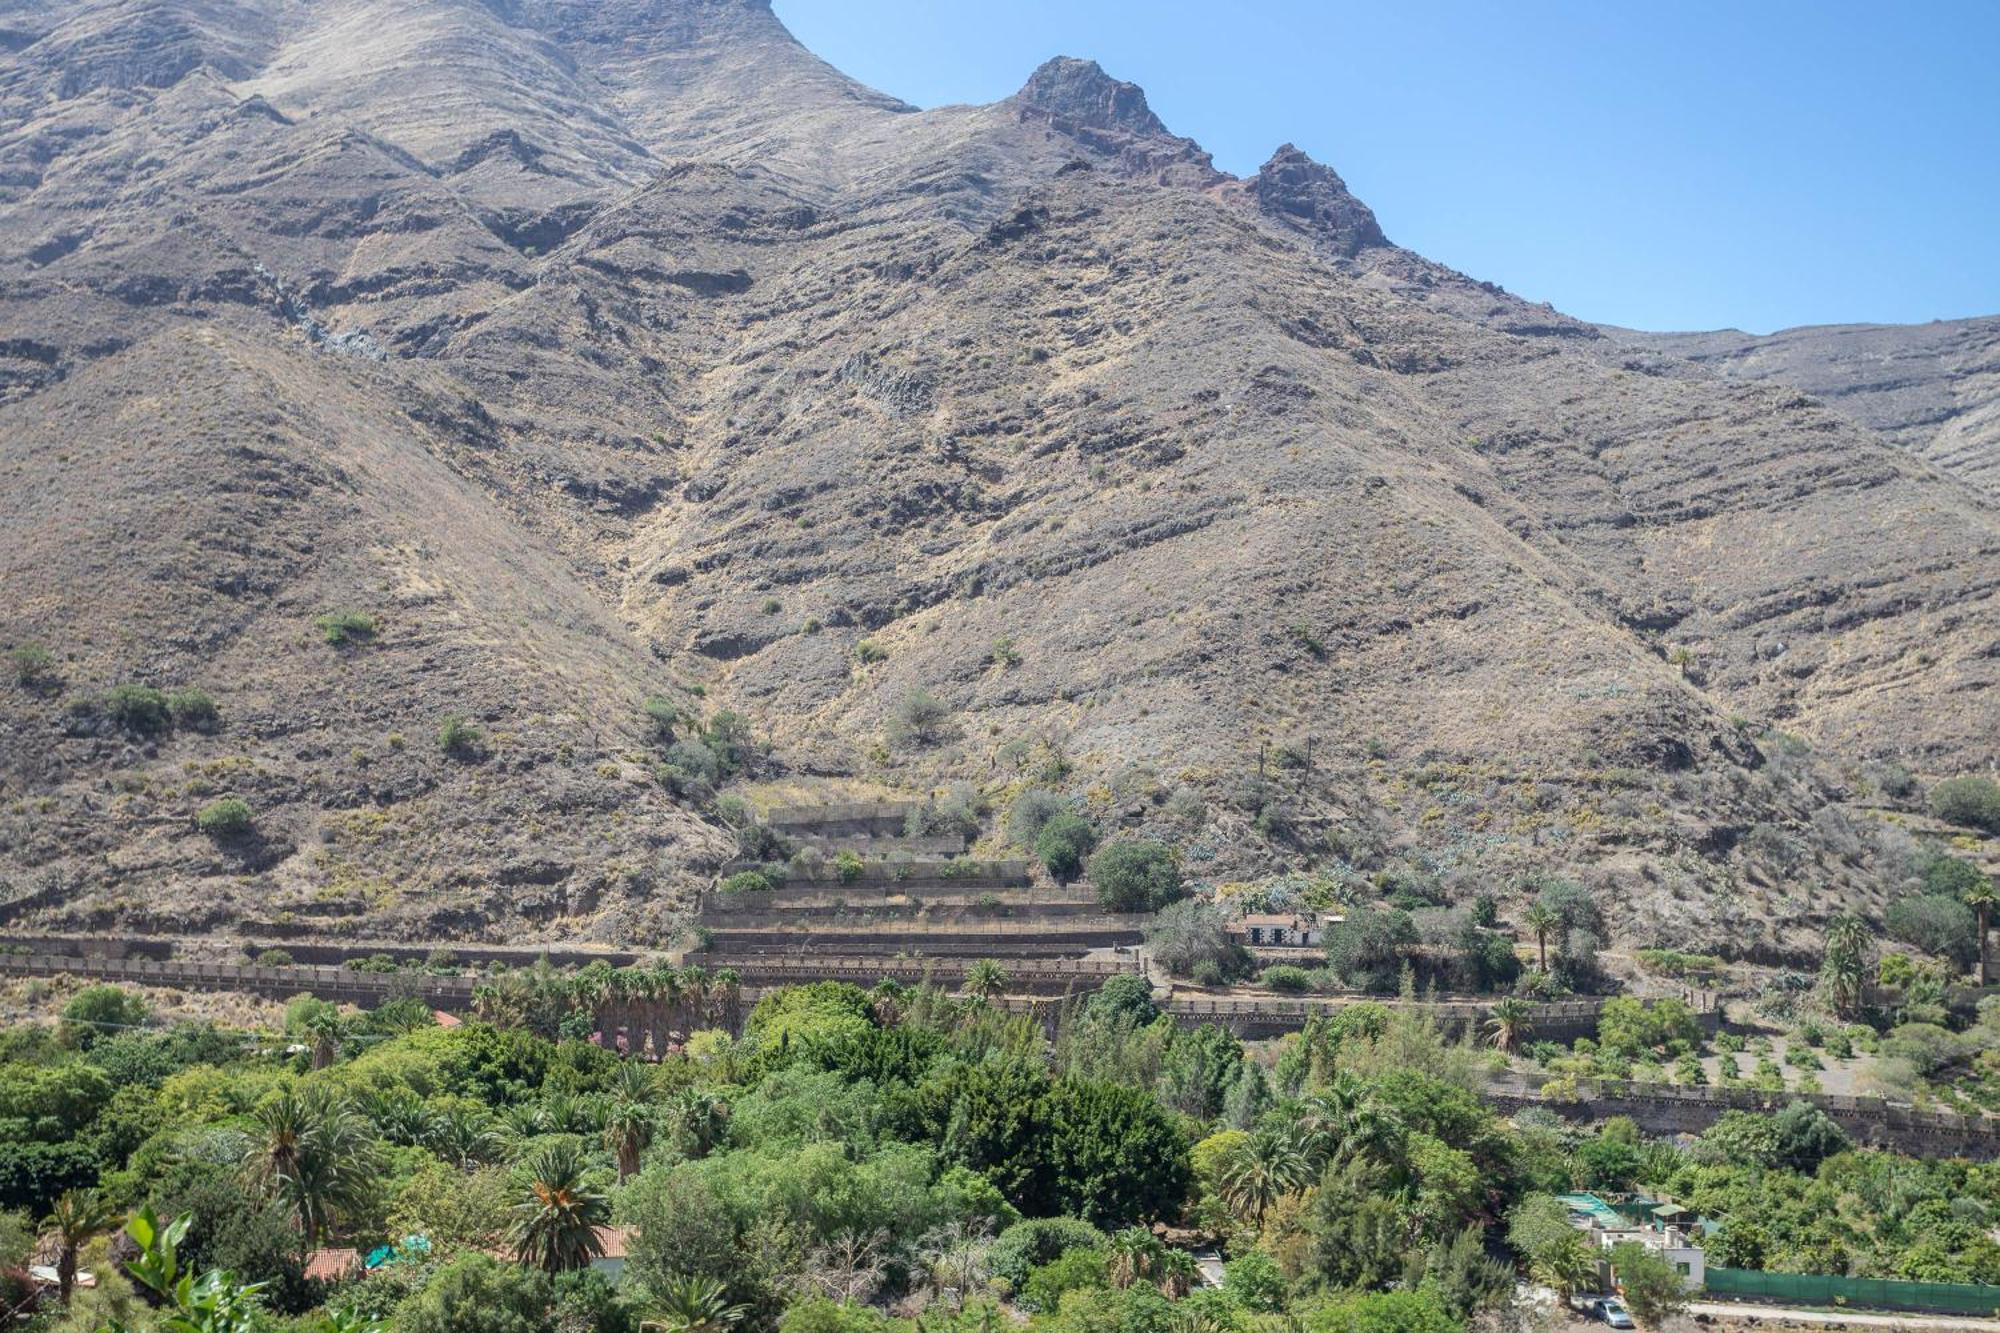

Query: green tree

[1885,895,1979,971]
[400,1253,552,1333]
[1088,840,1181,912]
[1302,1288,1461,1333]
[58,985,149,1049]
[1930,775,2000,833]
[1216,1127,1309,1227]
[1038,1078,1190,1228]
[1522,903,1558,973]
[1324,907,1418,993]
[1036,813,1098,883]
[1485,998,1533,1053]
[1607,1241,1688,1326]
[963,959,1010,1002]
[603,1065,658,1184]
[644,1276,751,1333]
[43,1188,117,1304]
[241,1086,384,1251]
[512,1140,609,1273]
[1966,875,1997,986]
[1820,913,1871,1018]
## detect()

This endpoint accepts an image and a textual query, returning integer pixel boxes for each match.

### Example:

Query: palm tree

[1216,1128,1310,1227]
[963,959,1009,1003]
[242,1086,384,1252]
[1967,876,1997,986]
[1531,1234,1599,1298]
[429,1105,503,1168]
[664,1087,729,1158]
[603,1065,658,1182]
[643,1276,749,1333]
[1105,1228,1162,1289]
[43,1189,117,1304]
[1296,1072,1366,1168]
[1486,998,1534,1053]
[512,1140,609,1273]
[1523,903,1558,974]
[1151,1247,1200,1299]
[301,1007,346,1071]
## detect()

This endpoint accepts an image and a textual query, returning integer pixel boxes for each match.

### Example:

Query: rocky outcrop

[1251,142,1388,256]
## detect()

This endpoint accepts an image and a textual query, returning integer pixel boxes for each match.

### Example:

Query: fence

[705,954,1138,994]
[1705,1267,2000,1316]
[1168,996,1609,1039]
[0,953,478,1009]
[717,859,1032,890]
[1484,1072,2000,1158]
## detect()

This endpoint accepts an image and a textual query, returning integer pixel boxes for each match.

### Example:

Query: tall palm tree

[963,959,1009,1003]
[1523,904,1558,974]
[43,1189,117,1304]
[1296,1072,1366,1168]
[643,1276,748,1333]
[301,1008,346,1072]
[1486,998,1534,1053]
[604,1065,658,1182]
[511,1140,608,1273]
[1217,1128,1310,1227]
[242,1086,384,1253]
[1967,876,1997,986]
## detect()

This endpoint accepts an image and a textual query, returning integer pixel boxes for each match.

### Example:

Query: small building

[1557,1193,1705,1291]
[591,1226,632,1282]
[1228,913,1326,948]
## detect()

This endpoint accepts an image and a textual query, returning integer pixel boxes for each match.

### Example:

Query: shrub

[854,639,888,664]
[642,696,681,741]
[195,797,252,838]
[835,851,865,884]
[7,645,57,690]
[989,1217,1108,1290]
[990,637,1022,668]
[437,714,483,756]
[1145,900,1250,980]
[1088,839,1181,912]
[104,684,171,734]
[315,610,379,646]
[1007,790,1069,848]
[1323,907,1417,993]
[1930,775,2000,833]
[1035,812,1097,882]
[720,870,774,896]
[658,739,721,796]
[1885,894,1979,969]
[886,687,953,748]
[58,985,149,1049]
[168,688,218,730]
[255,949,294,967]
[1264,960,1312,992]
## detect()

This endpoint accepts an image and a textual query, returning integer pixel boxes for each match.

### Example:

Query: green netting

[1706,1267,2000,1316]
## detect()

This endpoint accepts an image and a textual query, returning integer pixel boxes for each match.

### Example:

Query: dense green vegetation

[0,974,1991,1332]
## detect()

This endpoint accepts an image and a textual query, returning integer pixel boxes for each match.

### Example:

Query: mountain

[1610,317,2000,493]
[0,0,1994,958]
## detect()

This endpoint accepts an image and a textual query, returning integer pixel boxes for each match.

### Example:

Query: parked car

[1597,1298,1635,1328]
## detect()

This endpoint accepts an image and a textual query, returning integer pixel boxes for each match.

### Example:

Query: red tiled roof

[433,1010,462,1027]
[305,1248,361,1282]
[592,1226,632,1259]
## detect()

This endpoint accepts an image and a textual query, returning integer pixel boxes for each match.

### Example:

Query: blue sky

[774,0,1999,334]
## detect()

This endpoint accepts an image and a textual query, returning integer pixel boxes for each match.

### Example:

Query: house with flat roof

[1556,1192,1705,1291]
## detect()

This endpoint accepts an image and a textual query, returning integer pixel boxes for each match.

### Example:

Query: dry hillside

[0,0,1995,958]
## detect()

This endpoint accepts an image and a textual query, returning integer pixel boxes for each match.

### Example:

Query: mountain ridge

[0,0,1994,960]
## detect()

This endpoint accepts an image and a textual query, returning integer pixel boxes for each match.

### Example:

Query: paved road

[1687,1300,2000,1330]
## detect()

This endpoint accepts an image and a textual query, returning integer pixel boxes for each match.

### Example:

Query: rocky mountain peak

[1012,56,1170,137]
[1253,142,1388,256]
